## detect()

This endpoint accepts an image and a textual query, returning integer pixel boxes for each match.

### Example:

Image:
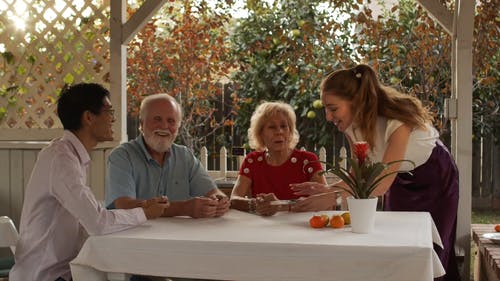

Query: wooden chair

[0,216,18,280]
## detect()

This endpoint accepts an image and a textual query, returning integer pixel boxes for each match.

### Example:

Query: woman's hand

[255,193,280,216]
[290,182,330,196]
[292,192,337,212]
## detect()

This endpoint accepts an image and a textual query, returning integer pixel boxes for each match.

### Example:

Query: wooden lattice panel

[0,0,110,140]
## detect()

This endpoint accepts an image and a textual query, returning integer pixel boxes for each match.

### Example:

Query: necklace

[265,149,292,166]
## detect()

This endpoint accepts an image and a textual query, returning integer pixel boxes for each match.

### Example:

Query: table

[471,224,500,281]
[71,210,445,281]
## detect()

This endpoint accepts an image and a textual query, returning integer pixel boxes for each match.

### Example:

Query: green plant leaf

[347,158,363,187]
[329,183,357,198]
[2,51,15,64]
[363,162,387,187]
[366,160,416,195]
[0,107,6,120]
[63,73,74,84]
[16,65,27,75]
[8,96,17,105]
[27,55,36,65]
[321,161,357,191]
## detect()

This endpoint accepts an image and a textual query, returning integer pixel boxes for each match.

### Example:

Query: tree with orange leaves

[127,1,238,152]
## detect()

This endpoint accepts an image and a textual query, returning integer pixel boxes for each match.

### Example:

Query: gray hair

[139,93,183,122]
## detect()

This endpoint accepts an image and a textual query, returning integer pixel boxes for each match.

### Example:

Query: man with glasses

[10,83,168,281]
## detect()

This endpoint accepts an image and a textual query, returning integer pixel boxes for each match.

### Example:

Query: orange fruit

[341,212,351,225]
[495,224,500,232]
[330,215,345,228]
[309,215,325,228]
[321,214,330,227]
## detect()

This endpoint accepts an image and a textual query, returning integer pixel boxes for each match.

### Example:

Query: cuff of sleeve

[134,207,148,223]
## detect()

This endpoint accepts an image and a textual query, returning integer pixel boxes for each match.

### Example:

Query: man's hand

[139,196,170,208]
[142,200,169,219]
[141,196,169,219]
[187,197,219,218]
[210,194,230,217]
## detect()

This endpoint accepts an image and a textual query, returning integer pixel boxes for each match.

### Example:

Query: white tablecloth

[71,210,445,281]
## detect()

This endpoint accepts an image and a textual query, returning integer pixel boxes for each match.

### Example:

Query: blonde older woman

[230,101,327,216]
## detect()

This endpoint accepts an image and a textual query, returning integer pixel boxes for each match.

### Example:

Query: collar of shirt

[62,130,91,167]
[137,135,155,162]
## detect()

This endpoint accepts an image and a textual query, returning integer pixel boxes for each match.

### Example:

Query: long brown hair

[320,64,432,149]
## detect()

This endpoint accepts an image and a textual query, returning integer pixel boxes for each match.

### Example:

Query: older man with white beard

[105,93,230,218]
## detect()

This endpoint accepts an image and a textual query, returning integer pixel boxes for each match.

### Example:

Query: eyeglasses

[101,109,115,117]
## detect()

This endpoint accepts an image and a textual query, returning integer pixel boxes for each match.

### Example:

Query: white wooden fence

[200,146,348,181]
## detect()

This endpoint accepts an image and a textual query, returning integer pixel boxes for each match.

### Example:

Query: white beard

[143,129,175,153]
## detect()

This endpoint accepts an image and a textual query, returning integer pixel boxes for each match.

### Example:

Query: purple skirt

[384,141,460,281]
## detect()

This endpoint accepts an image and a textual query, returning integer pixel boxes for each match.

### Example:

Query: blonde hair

[247,101,300,151]
[320,64,432,149]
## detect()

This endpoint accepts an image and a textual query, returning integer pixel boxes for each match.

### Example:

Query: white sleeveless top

[344,117,439,170]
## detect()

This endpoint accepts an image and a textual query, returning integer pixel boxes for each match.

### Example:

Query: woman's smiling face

[322,93,354,132]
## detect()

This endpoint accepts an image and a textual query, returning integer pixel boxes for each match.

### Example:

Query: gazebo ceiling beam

[415,0,454,35]
[122,0,168,44]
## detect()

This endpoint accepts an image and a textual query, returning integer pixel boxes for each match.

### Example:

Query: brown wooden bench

[471,224,500,281]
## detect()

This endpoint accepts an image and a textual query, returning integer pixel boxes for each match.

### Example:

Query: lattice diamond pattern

[0,0,110,136]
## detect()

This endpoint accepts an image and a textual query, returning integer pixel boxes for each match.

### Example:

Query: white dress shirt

[10,131,147,281]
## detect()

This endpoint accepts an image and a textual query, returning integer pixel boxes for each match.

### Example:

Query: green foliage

[0,50,37,122]
[229,0,498,151]
[1,0,496,150]
[471,209,500,224]
[344,0,454,132]
[472,0,499,144]
[229,0,357,152]
[231,0,453,153]
[1,52,14,64]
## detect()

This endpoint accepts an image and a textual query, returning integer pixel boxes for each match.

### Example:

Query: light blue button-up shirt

[105,135,216,208]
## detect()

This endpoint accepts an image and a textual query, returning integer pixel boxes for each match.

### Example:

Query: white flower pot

[347,196,378,234]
